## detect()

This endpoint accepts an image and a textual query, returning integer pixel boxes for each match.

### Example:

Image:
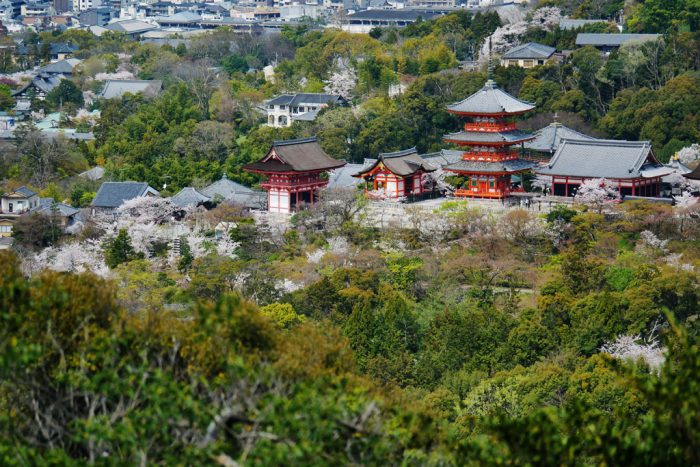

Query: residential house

[500,42,557,68]
[30,197,79,227]
[90,181,160,214]
[49,42,77,61]
[266,93,346,127]
[1,186,39,215]
[0,186,39,237]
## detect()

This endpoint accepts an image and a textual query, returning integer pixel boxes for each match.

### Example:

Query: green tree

[104,229,141,268]
[46,79,84,110]
[0,83,14,111]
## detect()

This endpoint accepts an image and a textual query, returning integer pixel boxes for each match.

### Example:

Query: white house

[265,93,346,127]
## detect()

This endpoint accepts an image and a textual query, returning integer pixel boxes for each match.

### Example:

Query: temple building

[524,117,597,160]
[536,139,669,197]
[353,148,436,199]
[442,78,536,198]
[243,137,345,213]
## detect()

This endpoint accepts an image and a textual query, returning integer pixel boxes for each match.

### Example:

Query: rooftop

[267,93,346,107]
[347,9,441,21]
[447,80,535,115]
[575,33,662,47]
[355,147,436,177]
[244,137,346,173]
[99,79,163,99]
[524,121,597,153]
[91,181,158,208]
[200,174,252,199]
[502,42,556,60]
[170,187,210,207]
[537,139,665,179]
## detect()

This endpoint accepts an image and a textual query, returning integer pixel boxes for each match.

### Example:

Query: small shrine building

[243,137,345,213]
[353,148,436,199]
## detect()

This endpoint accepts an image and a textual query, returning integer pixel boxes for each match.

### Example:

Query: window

[0,225,10,233]
[471,180,477,187]
[8,202,12,213]
[489,181,495,187]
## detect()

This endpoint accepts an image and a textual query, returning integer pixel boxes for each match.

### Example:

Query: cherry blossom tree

[665,171,700,193]
[600,334,665,373]
[673,190,700,233]
[27,239,109,277]
[324,58,357,98]
[530,7,562,32]
[677,144,700,165]
[531,174,552,194]
[575,178,620,213]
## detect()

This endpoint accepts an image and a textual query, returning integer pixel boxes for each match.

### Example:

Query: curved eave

[447,109,534,117]
[446,167,532,175]
[443,137,536,146]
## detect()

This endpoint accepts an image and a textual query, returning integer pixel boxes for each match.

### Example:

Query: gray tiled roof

[50,42,78,54]
[91,182,156,208]
[445,159,535,174]
[201,174,252,199]
[267,93,345,107]
[16,186,37,197]
[79,166,105,180]
[327,164,364,189]
[502,42,556,60]
[575,33,661,47]
[447,80,535,115]
[444,129,534,144]
[355,147,436,177]
[39,58,81,75]
[559,18,608,30]
[32,198,79,217]
[170,187,210,207]
[536,139,662,179]
[525,122,596,153]
[106,20,158,34]
[100,80,163,99]
[421,149,464,167]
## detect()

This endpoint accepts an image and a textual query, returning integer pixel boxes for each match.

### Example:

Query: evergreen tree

[104,229,141,268]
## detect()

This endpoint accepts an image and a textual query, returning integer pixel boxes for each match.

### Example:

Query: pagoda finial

[487,36,494,81]
[553,112,559,123]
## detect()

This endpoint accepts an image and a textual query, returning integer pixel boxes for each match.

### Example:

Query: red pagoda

[443,78,536,198]
[243,137,345,213]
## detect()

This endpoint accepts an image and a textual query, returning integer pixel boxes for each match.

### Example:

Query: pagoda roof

[524,121,597,153]
[354,147,436,178]
[444,129,534,144]
[447,80,535,116]
[445,158,535,174]
[243,137,345,173]
[537,138,668,179]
